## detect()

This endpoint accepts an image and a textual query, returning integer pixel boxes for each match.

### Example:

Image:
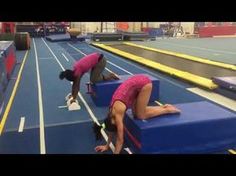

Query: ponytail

[93,122,106,141]
[93,112,117,141]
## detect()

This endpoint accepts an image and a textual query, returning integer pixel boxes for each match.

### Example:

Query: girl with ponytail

[93,74,180,154]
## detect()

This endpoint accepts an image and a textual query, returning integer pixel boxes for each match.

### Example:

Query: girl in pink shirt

[93,74,180,154]
[59,52,119,103]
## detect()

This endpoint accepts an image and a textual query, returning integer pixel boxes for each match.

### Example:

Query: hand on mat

[163,104,181,114]
[95,145,109,152]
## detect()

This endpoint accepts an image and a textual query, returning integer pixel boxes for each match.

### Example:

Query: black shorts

[90,57,106,83]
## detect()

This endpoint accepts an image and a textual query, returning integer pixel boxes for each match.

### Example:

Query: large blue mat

[124,101,236,154]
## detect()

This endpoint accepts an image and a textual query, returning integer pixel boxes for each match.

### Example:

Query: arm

[72,76,81,100]
[95,132,113,153]
[114,113,124,154]
[106,132,113,148]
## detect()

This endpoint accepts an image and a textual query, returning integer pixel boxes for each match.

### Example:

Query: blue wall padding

[0,53,8,91]
[0,53,6,118]
[124,101,236,154]
[91,74,160,106]
[0,41,16,79]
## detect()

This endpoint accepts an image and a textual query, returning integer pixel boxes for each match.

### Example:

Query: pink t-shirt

[73,52,100,77]
[110,74,151,109]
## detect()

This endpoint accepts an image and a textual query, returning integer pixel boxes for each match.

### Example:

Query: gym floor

[0,37,235,154]
[133,37,236,65]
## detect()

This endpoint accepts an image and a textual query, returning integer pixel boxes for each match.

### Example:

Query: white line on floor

[61,53,69,62]
[18,117,25,133]
[58,105,68,109]
[33,38,46,154]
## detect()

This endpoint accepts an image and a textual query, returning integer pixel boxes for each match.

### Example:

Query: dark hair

[98,53,104,60]
[59,69,75,81]
[93,114,117,141]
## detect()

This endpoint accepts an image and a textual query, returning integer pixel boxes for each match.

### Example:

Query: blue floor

[0,37,235,154]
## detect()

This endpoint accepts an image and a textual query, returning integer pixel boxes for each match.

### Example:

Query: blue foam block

[124,101,236,154]
[91,74,159,107]
[213,76,236,92]
[46,34,71,42]
[46,34,91,42]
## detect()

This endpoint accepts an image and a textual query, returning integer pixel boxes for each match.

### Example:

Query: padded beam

[91,74,159,107]
[124,101,236,154]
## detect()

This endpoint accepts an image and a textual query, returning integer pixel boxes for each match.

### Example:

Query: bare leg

[103,72,120,81]
[132,99,137,117]
[90,57,119,83]
[135,83,180,120]
[90,58,106,83]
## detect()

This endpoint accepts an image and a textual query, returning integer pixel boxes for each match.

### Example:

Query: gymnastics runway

[0,37,236,154]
